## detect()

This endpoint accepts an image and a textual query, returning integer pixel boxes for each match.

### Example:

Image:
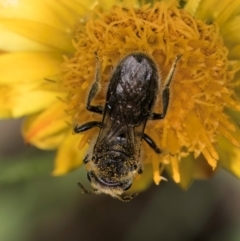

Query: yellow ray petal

[0,83,64,118]
[220,16,240,59]
[0,19,74,53]
[0,26,52,51]
[193,155,217,180]
[183,0,202,16]
[0,52,62,84]
[221,16,240,45]
[0,0,99,42]
[229,45,240,60]
[227,108,240,124]
[22,101,70,149]
[152,154,162,185]
[194,0,240,24]
[178,154,194,189]
[46,0,98,27]
[0,0,91,31]
[52,130,89,176]
[162,155,181,184]
[170,155,180,183]
[218,135,240,178]
[99,0,137,9]
[166,154,217,189]
[216,109,240,177]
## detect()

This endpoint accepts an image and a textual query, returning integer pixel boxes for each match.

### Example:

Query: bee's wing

[95,102,146,156]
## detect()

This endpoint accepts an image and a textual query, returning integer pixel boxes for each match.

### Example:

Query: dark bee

[74,53,181,201]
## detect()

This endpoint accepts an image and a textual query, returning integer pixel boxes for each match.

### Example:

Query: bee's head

[84,151,141,199]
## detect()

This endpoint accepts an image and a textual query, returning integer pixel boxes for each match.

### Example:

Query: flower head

[1,0,240,195]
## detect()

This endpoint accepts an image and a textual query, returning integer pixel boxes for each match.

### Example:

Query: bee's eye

[123,182,132,191]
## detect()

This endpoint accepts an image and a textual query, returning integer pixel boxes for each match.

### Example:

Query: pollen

[61,2,240,185]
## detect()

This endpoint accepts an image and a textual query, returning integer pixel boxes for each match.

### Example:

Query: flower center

[62,2,240,184]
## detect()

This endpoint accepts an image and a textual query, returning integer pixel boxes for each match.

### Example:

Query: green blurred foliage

[1,147,240,241]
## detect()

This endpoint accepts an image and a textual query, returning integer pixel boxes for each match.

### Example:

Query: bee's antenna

[78,182,92,194]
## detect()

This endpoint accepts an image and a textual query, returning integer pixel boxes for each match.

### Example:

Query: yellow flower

[1,0,240,196]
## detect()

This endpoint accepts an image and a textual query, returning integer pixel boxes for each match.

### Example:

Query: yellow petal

[178,154,194,189]
[0,0,84,51]
[183,0,201,16]
[194,0,240,25]
[193,155,217,180]
[0,0,77,31]
[98,0,133,9]
[46,0,98,26]
[170,155,180,183]
[22,101,70,149]
[0,26,52,51]
[218,109,240,177]
[229,45,240,60]
[0,83,64,118]
[0,52,62,84]
[221,16,240,45]
[98,0,119,7]
[52,130,89,176]
[166,154,216,189]
[220,16,240,59]
[228,106,240,120]
[218,135,240,178]
[0,19,74,53]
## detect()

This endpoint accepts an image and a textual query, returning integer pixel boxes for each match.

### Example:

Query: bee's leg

[143,133,161,154]
[117,193,138,202]
[78,182,99,195]
[83,155,89,164]
[151,54,181,120]
[74,121,102,133]
[86,53,104,114]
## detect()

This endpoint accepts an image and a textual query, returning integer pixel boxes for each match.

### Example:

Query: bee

[74,53,181,201]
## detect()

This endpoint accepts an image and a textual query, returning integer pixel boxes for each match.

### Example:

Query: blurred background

[1,119,240,241]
